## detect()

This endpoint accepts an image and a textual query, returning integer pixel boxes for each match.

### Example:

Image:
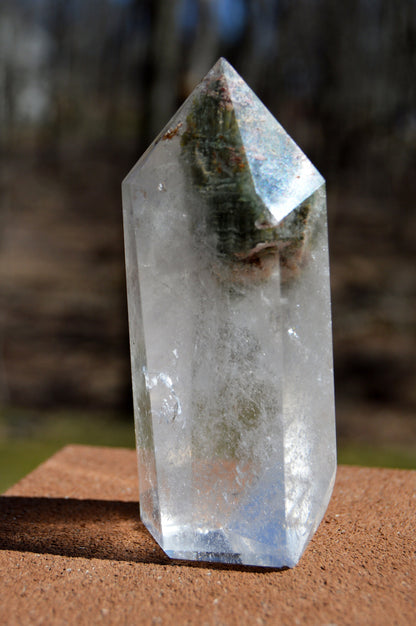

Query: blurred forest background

[1,0,415,489]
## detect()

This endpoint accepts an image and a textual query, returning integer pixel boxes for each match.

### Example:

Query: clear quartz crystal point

[122,58,336,568]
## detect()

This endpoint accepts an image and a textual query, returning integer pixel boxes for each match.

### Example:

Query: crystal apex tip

[208,57,240,80]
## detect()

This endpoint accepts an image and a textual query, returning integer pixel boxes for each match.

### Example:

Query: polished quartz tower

[122,58,336,568]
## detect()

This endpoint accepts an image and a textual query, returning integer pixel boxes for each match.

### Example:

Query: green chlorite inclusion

[181,71,311,285]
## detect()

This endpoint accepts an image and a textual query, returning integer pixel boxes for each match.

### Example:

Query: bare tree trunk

[238,0,277,94]
[147,0,181,140]
[184,0,220,95]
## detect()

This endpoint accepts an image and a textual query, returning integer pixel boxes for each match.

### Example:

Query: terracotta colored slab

[0,445,415,625]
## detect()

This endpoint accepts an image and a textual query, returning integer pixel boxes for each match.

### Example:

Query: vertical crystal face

[122,58,336,568]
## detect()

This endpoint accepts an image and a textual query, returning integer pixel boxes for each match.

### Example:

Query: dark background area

[1,0,415,480]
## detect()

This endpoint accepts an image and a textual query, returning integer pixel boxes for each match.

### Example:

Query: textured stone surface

[122,58,336,567]
[0,446,415,625]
